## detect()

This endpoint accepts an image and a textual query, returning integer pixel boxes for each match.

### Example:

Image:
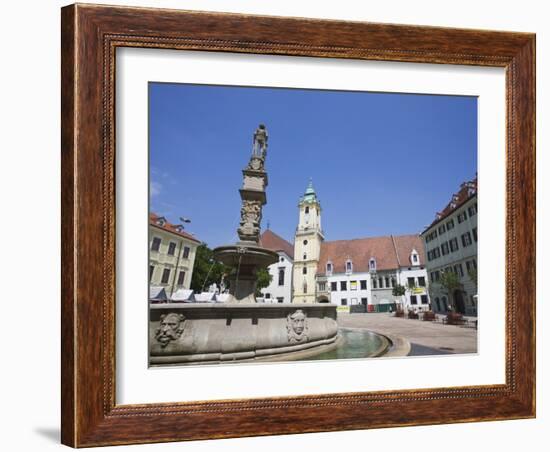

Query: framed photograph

[61,3,535,447]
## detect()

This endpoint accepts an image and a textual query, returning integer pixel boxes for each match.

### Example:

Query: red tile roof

[317,234,425,275]
[424,177,477,232]
[260,230,294,259]
[149,213,201,244]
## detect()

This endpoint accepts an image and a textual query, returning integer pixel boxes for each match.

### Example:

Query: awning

[149,286,168,301]
[171,289,195,302]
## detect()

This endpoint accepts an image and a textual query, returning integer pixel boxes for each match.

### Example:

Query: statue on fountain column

[248,124,268,170]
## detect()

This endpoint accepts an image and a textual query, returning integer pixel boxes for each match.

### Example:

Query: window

[177,271,185,286]
[350,281,357,291]
[318,282,326,292]
[303,253,307,260]
[410,295,418,305]
[449,237,459,252]
[461,232,473,247]
[345,260,353,274]
[407,277,415,288]
[280,257,284,262]
[360,280,367,290]
[472,227,478,242]
[340,281,347,291]
[161,268,171,284]
[468,203,478,217]
[421,295,428,304]
[304,206,309,214]
[458,211,467,223]
[391,277,396,287]
[434,247,441,258]
[369,258,376,271]
[151,237,161,252]
[435,297,441,311]
[454,263,464,277]
[361,297,368,305]
[446,219,455,230]
[441,242,450,255]
[303,282,307,294]
[385,277,390,287]
[326,262,333,274]
[412,253,418,264]
[341,298,348,306]
[278,268,285,286]
[378,277,383,288]
[372,279,377,289]
[438,225,446,235]
[442,296,448,309]
[418,276,426,287]
[302,266,307,275]
[277,297,284,303]
[435,270,440,281]
[167,242,177,256]
[182,246,190,258]
[466,261,472,272]
[265,293,271,299]
[149,265,155,281]
[303,239,308,245]
[330,281,337,291]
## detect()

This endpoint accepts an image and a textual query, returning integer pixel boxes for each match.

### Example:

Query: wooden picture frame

[61,3,535,447]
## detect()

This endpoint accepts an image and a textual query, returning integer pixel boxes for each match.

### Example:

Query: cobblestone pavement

[338,312,477,355]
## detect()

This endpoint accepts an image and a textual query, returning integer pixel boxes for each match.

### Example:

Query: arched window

[302,266,307,275]
[305,206,310,214]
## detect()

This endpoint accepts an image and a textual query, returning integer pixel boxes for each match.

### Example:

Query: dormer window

[326,261,333,275]
[369,257,376,272]
[174,225,184,233]
[345,259,353,274]
[156,216,167,226]
[410,249,419,265]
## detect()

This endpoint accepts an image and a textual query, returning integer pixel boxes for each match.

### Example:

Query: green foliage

[190,243,230,293]
[438,270,462,311]
[255,268,273,296]
[392,284,406,297]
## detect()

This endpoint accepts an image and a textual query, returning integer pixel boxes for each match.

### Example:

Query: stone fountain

[149,125,338,365]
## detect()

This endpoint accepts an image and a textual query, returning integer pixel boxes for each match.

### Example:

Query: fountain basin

[149,303,338,365]
[213,244,279,303]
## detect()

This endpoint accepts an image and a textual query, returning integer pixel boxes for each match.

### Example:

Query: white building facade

[259,230,294,303]
[421,178,478,316]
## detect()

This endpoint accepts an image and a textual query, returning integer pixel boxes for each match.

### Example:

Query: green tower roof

[301,179,319,204]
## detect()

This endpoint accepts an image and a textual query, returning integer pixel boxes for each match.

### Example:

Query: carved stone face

[288,310,307,337]
[155,313,185,347]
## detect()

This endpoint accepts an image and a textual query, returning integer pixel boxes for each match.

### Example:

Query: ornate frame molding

[61,4,535,447]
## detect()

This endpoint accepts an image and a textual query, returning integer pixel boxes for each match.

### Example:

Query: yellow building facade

[149,213,200,299]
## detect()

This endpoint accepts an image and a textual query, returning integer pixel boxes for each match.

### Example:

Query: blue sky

[149,82,477,248]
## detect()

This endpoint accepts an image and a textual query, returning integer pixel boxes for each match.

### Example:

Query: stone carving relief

[155,313,185,348]
[238,199,262,242]
[287,309,309,343]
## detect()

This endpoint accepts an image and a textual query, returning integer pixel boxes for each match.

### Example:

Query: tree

[190,243,230,293]
[438,270,462,312]
[255,268,273,296]
[392,284,406,297]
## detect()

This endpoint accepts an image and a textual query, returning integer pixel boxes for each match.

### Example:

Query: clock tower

[292,180,324,303]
